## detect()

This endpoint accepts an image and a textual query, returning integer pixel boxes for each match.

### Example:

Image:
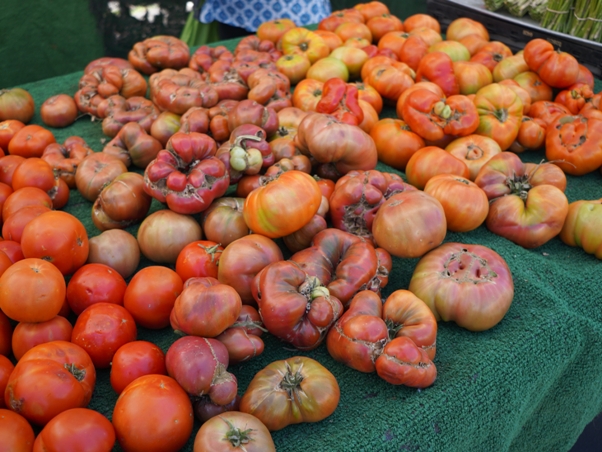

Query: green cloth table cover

[13,36,602,451]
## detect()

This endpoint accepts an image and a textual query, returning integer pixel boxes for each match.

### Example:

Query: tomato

[474,83,523,151]
[499,79,532,115]
[170,276,242,337]
[2,187,52,223]
[375,336,437,387]
[166,336,237,405]
[369,119,423,170]
[490,52,527,82]
[175,240,223,282]
[193,412,276,452]
[523,39,579,88]
[315,78,362,125]
[66,263,127,316]
[201,198,249,247]
[2,204,51,243]
[112,374,194,452]
[404,14,441,33]
[453,61,492,95]
[514,71,552,103]
[215,326,265,365]
[399,35,430,71]
[529,101,571,127]
[377,30,408,57]
[546,115,602,176]
[0,120,25,150]
[292,79,323,111]
[0,258,65,323]
[257,18,296,44]
[240,356,340,431]
[218,234,283,306]
[0,240,22,264]
[429,40,470,62]
[87,229,140,279]
[470,41,512,71]
[409,243,514,331]
[110,341,167,395]
[33,408,115,452]
[12,315,73,361]
[372,190,447,258]
[7,340,96,425]
[364,64,414,103]
[276,54,311,85]
[423,174,489,232]
[8,125,55,158]
[0,355,14,407]
[396,81,444,119]
[0,409,35,451]
[560,199,602,259]
[555,83,595,115]
[40,94,78,128]
[416,51,460,97]
[0,251,11,278]
[281,27,330,64]
[405,146,470,189]
[458,33,489,56]
[319,9,365,32]
[446,17,489,42]
[335,22,373,43]
[509,117,547,153]
[0,88,35,123]
[243,170,322,238]
[475,152,569,248]
[576,64,595,88]
[21,211,89,276]
[0,311,12,356]
[445,134,502,180]
[367,14,404,42]
[72,303,137,369]
[75,153,128,202]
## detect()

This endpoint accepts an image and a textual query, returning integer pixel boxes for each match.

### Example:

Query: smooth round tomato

[87,229,140,279]
[2,186,52,222]
[12,315,73,361]
[193,412,276,452]
[409,242,514,331]
[514,71,552,102]
[2,204,51,243]
[405,146,470,189]
[0,88,35,123]
[0,258,65,323]
[0,409,35,451]
[112,374,194,452]
[33,408,115,452]
[275,54,311,85]
[243,170,322,238]
[71,303,137,369]
[370,118,425,170]
[175,241,223,282]
[257,18,296,43]
[0,120,25,150]
[0,355,14,408]
[123,266,183,329]
[0,251,11,278]
[110,341,167,395]
[201,198,249,247]
[11,157,56,194]
[0,240,24,263]
[8,125,55,158]
[424,174,489,232]
[240,356,340,431]
[372,190,447,258]
[66,263,127,316]
[281,27,330,64]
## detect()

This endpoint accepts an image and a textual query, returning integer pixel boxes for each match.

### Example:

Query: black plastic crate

[426,0,602,78]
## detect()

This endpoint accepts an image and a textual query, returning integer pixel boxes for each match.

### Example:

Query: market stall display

[1,2,602,451]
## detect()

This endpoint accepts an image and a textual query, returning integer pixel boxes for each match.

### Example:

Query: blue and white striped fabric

[199,0,332,32]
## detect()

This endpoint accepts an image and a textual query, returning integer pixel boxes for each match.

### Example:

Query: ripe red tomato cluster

[1,1,601,450]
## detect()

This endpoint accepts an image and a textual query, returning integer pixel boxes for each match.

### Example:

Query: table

[16,37,602,452]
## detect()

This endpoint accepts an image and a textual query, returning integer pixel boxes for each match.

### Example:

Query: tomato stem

[222,417,255,447]
[64,363,86,382]
[280,361,304,393]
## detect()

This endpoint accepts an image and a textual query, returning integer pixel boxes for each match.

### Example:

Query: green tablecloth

[16,38,602,452]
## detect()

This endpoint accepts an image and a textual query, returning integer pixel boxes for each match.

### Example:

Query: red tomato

[8,125,56,158]
[123,266,183,329]
[0,258,65,323]
[193,412,276,452]
[0,239,24,263]
[375,336,437,387]
[11,158,56,194]
[523,39,579,88]
[175,240,223,281]
[6,340,95,425]
[2,186,52,223]
[33,408,115,452]
[110,341,167,395]
[112,374,194,452]
[0,251,11,278]
[0,120,26,150]
[0,409,35,451]
[405,146,470,189]
[21,211,89,276]
[12,315,73,361]
[2,204,51,243]
[71,303,137,369]
[0,355,15,408]
[66,263,127,316]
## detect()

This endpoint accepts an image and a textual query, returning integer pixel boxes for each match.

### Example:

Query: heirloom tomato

[409,242,514,331]
[176,240,223,281]
[453,61,492,95]
[429,40,470,62]
[66,263,127,315]
[514,71,552,102]
[0,88,35,123]
[110,341,167,394]
[416,52,460,97]
[281,27,330,64]
[523,39,579,88]
[474,83,523,150]
[375,336,437,387]
[240,356,340,431]
[194,412,276,452]
[8,125,55,158]
[445,134,502,180]
[257,18,296,43]
[446,18,489,42]
[405,146,470,189]
[560,199,602,259]
[404,14,441,33]
[370,118,425,170]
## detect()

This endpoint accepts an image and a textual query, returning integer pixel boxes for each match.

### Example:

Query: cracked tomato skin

[144,132,229,215]
[240,356,340,431]
[326,290,387,373]
[329,169,417,240]
[408,242,514,331]
[374,336,437,388]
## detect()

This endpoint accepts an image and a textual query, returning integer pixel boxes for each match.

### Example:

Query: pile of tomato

[0,1,601,450]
